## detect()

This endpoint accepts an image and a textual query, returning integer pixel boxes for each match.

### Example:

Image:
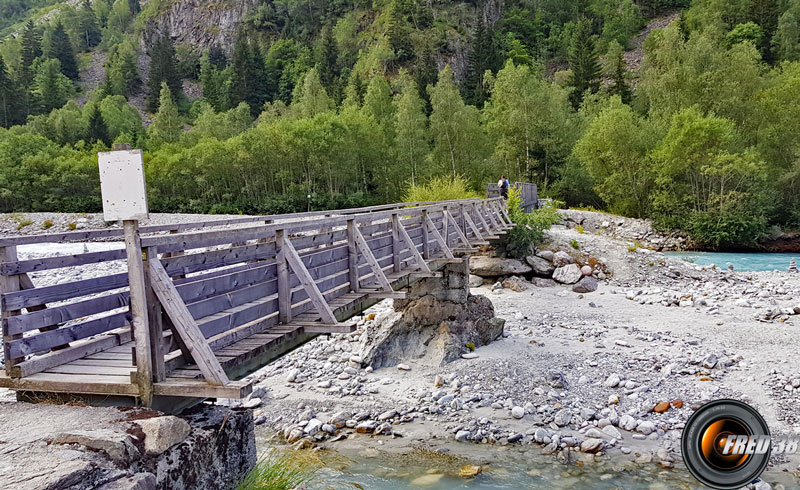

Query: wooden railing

[486,182,538,212]
[0,197,514,405]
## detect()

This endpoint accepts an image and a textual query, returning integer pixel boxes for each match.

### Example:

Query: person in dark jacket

[498,175,509,199]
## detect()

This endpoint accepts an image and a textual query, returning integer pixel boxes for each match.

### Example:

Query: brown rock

[459,465,482,478]
[671,399,684,409]
[653,402,670,413]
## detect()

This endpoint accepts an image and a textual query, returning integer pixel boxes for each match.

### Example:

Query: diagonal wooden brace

[396,217,431,273]
[463,211,486,243]
[472,203,493,235]
[444,210,472,248]
[148,258,230,386]
[282,236,339,325]
[424,213,454,259]
[351,224,394,292]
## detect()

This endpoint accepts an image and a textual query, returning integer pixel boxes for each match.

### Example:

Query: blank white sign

[98,149,149,221]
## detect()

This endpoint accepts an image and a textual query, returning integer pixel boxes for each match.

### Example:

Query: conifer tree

[208,45,227,70]
[33,58,73,112]
[87,104,109,145]
[148,82,181,144]
[200,51,231,111]
[79,0,102,50]
[128,0,141,15]
[610,48,632,104]
[104,40,140,96]
[146,33,181,112]
[316,27,339,99]
[0,57,15,128]
[21,21,43,72]
[749,0,779,62]
[388,0,413,63]
[463,17,498,107]
[567,19,600,109]
[230,36,267,115]
[47,21,79,80]
[414,46,438,112]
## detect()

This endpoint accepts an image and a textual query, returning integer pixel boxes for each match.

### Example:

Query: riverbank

[241,217,800,489]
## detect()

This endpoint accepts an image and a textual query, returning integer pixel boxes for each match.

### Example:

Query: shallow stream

[665,251,799,272]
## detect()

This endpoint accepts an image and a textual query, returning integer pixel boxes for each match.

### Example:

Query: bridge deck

[0,196,520,407]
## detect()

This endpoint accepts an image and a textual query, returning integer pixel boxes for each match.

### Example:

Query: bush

[403,175,480,203]
[506,187,562,255]
[570,239,580,249]
[42,219,54,229]
[15,218,32,230]
[67,222,77,230]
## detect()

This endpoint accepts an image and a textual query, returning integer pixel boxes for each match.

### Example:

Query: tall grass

[237,449,321,490]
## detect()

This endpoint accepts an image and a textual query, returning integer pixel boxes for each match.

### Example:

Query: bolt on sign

[98,148,149,221]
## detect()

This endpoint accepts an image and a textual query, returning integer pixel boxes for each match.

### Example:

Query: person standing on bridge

[498,176,509,199]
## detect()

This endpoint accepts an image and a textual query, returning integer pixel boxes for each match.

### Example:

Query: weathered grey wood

[2,272,128,311]
[282,237,338,325]
[148,258,230,386]
[0,372,139,395]
[462,211,485,243]
[472,203,492,235]
[421,210,430,259]
[391,214,401,273]
[352,225,394,292]
[395,218,431,273]
[2,249,127,276]
[276,230,291,324]
[143,247,165,383]
[299,324,356,334]
[424,213,454,259]
[124,220,153,405]
[346,220,359,292]
[7,312,130,359]
[1,246,23,372]
[444,210,472,248]
[4,290,130,336]
[442,208,449,248]
[153,378,251,399]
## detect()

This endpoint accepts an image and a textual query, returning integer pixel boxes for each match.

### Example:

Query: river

[665,251,799,272]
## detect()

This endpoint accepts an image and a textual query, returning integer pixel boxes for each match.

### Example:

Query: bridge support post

[276,229,292,324]
[123,220,154,406]
[143,246,166,383]
[421,210,430,259]
[391,213,401,273]
[0,246,23,375]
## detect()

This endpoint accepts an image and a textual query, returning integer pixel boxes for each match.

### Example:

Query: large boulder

[552,251,574,267]
[553,264,582,284]
[469,256,531,277]
[572,276,598,293]
[526,255,555,277]
[359,260,505,368]
[501,276,527,292]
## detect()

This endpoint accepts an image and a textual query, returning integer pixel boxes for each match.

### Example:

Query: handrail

[0,198,489,247]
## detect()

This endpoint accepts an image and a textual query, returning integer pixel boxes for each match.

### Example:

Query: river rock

[531,277,557,288]
[455,430,471,441]
[580,265,593,276]
[511,406,525,419]
[553,264,582,284]
[536,250,555,261]
[51,430,140,464]
[469,257,532,277]
[526,256,555,276]
[602,425,622,439]
[554,409,572,426]
[501,276,527,292]
[703,354,718,369]
[637,421,656,435]
[134,416,191,456]
[580,438,603,453]
[619,414,637,431]
[468,274,484,287]
[355,421,378,433]
[304,419,323,435]
[604,374,621,388]
[552,251,574,267]
[572,276,598,293]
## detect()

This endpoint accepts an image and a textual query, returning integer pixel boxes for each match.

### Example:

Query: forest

[0,0,798,248]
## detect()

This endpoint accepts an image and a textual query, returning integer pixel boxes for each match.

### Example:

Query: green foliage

[146,33,181,112]
[32,58,73,113]
[567,20,601,109]
[147,82,181,145]
[506,191,561,253]
[570,238,580,249]
[402,175,479,203]
[103,40,139,96]
[45,21,79,80]
[465,342,475,351]
[42,218,53,229]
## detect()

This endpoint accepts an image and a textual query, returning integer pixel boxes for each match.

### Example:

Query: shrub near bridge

[505,186,562,256]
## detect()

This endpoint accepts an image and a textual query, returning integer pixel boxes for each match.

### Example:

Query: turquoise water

[665,251,798,272]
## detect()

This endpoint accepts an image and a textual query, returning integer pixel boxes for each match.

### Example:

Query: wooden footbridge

[0,194,521,408]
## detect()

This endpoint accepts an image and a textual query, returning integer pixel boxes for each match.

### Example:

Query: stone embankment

[0,402,254,490]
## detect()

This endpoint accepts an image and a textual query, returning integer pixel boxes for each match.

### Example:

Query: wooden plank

[7,311,129,359]
[276,230,291,324]
[148,258,230,386]
[2,272,129,311]
[10,329,132,378]
[0,372,139,395]
[352,225,393,292]
[298,324,356,334]
[143,247,165,383]
[1,245,23,372]
[45,364,136,376]
[421,210,430,259]
[282,237,338,324]
[124,220,153,406]
[153,379,252,399]
[424,213,454,259]
[391,214,401,273]
[4,290,130,336]
[472,203,492,235]
[346,220,358,292]
[395,219,431,273]
[1,249,126,276]
[444,210,472,249]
